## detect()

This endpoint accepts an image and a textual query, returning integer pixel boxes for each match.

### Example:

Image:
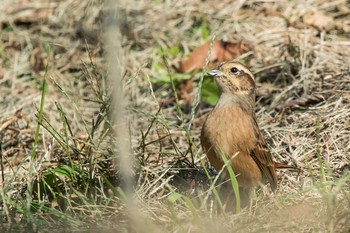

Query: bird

[200,61,282,210]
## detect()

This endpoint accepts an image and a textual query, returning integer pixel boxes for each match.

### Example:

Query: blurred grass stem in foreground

[104,0,133,206]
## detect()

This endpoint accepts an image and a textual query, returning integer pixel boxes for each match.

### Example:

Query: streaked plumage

[201,61,277,205]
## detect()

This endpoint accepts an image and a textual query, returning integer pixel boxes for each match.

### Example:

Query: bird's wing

[249,118,278,192]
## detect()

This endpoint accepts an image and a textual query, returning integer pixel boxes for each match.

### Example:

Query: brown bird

[201,61,280,209]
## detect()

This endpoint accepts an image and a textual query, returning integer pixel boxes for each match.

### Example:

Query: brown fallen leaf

[303,11,334,31]
[178,40,252,73]
[276,94,324,110]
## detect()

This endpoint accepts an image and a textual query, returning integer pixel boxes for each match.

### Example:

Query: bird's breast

[201,105,256,155]
[201,104,262,187]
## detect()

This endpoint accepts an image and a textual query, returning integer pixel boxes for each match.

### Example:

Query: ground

[0,0,349,232]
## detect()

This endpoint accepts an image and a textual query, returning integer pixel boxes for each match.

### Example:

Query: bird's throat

[216,93,255,114]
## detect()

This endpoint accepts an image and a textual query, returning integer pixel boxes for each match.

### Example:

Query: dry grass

[0,0,349,232]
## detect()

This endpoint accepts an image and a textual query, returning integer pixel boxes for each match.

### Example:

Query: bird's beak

[207,67,223,77]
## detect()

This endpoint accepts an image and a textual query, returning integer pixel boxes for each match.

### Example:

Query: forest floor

[0,0,349,232]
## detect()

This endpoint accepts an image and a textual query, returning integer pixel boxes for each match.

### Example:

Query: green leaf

[156,46,180,57]
[200,19,210,40]
[154,62,165,72]
[168,46,180,56]
[218,148,241,213]
[52,165,77,181]
[201,77,219,105]
[167,192,198,219]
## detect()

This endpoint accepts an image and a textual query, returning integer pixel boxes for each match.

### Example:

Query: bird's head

[207,61,256,97]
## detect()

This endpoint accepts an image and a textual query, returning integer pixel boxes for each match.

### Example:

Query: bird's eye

[230,67,239,73]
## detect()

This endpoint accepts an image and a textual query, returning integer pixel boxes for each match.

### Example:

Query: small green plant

[218,149,241,213]
[167,192,199,221]
[24,62,49,222]
[187,16,211,40]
